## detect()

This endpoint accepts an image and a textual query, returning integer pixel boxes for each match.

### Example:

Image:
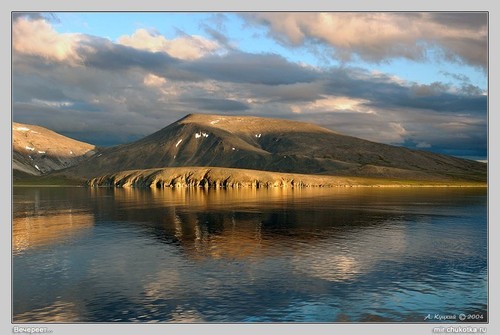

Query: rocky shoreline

[86,166,486,189]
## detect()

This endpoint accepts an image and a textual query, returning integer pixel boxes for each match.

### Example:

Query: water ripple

[13,187,487,322]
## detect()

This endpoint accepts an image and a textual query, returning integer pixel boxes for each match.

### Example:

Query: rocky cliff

[87,167,485,189]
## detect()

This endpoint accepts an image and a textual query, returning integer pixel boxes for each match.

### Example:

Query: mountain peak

[176,113,335,135]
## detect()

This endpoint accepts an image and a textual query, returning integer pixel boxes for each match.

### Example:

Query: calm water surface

[12,187,487,322]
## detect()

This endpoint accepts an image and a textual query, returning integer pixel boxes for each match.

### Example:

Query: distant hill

[57,114,486,184]
[12,122,97,178]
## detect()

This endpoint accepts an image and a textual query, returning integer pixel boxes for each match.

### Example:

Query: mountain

[12,122,97,178]
[58,114,486,184]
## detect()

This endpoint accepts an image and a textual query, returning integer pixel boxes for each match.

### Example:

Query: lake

[12,186,487,323]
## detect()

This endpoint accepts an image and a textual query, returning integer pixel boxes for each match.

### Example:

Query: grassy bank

[13,175,86,187]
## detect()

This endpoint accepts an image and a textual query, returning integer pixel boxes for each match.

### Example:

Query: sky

[11,12,488,160]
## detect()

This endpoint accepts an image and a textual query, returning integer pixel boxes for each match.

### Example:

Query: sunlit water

[12,187,487,323]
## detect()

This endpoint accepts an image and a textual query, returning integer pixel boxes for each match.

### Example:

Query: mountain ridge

[50,113,486,184]
[12,122,97,177]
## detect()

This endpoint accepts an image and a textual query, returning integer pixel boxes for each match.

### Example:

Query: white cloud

[143,73,167,87]
[389,122,408,136]
[13,18,222,64]
[288,95,374,116]
[118,28,220,60]
[290,105,302,114]
[13,17,86,64]
[311,96,370,112]
[243,12,487,68]
[31,99,74,108]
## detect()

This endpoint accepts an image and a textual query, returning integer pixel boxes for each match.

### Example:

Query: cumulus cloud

[311,96,370,112]
[242,12,487,69]
[143,73,167,87]
[13,16,86,64]
[14,19,318,87]
[11,13,487,159]
[118,28,221,60]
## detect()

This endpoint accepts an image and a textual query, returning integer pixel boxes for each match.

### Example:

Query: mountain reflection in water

[13,187,487,322]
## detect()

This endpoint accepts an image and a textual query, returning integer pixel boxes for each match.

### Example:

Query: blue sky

[52,12,487,89]
[12,12,488,159]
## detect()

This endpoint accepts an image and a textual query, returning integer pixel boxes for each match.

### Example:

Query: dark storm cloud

[427,12,487,31]
[319,68,486,116]
[363,83,487,114]
[73,36,319,86]
[247,82,324,103]
[391,93,487,113]
[12,76,67,102]
[13,101,161,146]
[183,97,250,112]
[322,67,408,100]
[78,37,179,71]
[181,52,319,85]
